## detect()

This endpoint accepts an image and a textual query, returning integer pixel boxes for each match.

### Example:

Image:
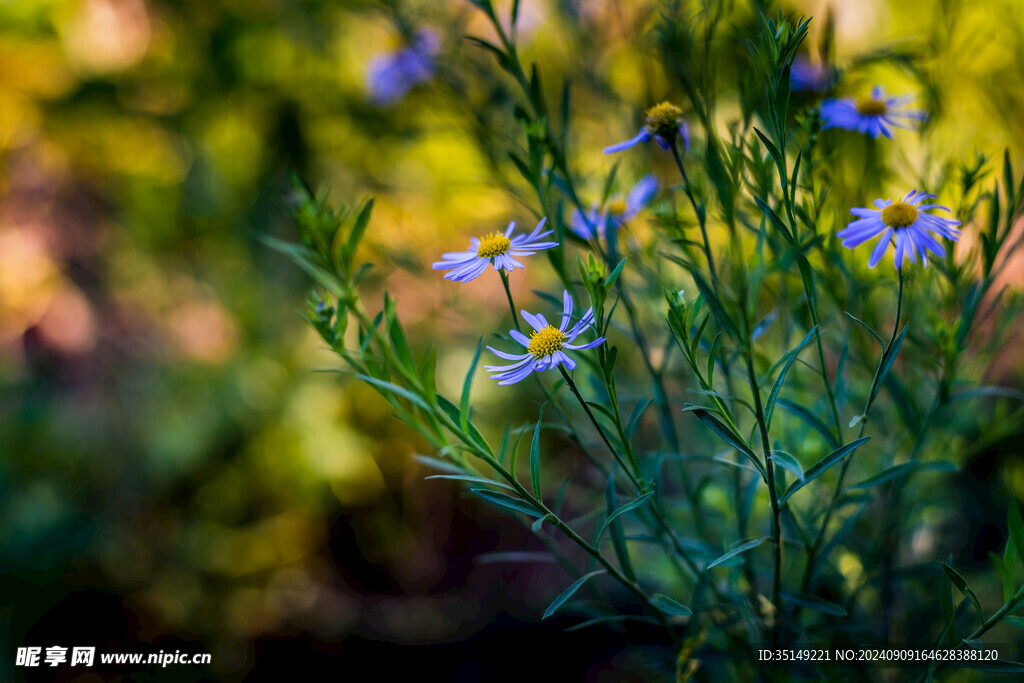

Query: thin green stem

[800,270,905,593]
[670,141,718,285]
[499,270,522,333]
[559,366,640,485]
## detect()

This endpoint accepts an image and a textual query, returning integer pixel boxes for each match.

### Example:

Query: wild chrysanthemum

[790,55,833,92]
[366,30,439,105]
[838,190,961,268]
[604,102,690,154]
[432,218,557,283]
[820,86,925,138]
[570,175,659,239]
[484,290,606,385]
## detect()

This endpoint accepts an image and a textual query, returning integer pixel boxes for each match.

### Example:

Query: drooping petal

[867,229,893,268]
[603,129,651,154]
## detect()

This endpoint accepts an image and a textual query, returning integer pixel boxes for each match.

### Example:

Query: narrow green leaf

[355,374,431,412]
[684,404,767,480]
[542,571,606,619]
[650,594,692,616]
[532,514,554,532]
[705,537,768,570]
[781,592,847,616]
[844,311,884,348]
[596,492,654,543]
[941,562,984,621]
[626,398,654,440]
[939,558,955,644]
[604,474,636,582]
[437,396,491,454]
[413,454,465,475]
[777,398,839,449]
[871,324,909,403]
[461,338,485,431]
[947,659,1024,674]
[604,258,627,288]
[844,460,956,493]
[780,437,871,505]
[470,488,543,518]
[769,451,804,482]
[1008,501,1024,572]
[425,474,515,491]
[764,326,817,429]
[476,551,556,565]
[345,198,374,265]
[754,195,793,243]
[530,403,547,498]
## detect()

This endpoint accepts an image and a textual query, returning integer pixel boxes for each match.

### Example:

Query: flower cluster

[434,218,605,383]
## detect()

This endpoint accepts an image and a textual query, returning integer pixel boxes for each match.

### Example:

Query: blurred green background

[2,0,1024,679]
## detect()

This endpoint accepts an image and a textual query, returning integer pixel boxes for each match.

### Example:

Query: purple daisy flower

[820,86,925,139]
[432,218,558,283]
[790,55,833,92]
[570,175,659,239]
[366,30,439,105]
[837,190,961,269]
[484,290,606,385]
[604,102,690,154]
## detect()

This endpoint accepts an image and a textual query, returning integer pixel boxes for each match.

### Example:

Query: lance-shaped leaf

[461,338,485,431]
[769,451,804,482]
[764,326,817,430]
[780,437,871,505]
[596,492,655,544]
[470,489,543,518]
[941,562,984,621]
[781,592,847,616]
[684,404,767,480]
[650,594,692,616]
[530,403,547,498]
[425,474,515,491]
[844,311,884,348]
[603,475,638,582]
[870,324,909,403]
[705,537,768,570]
[1009,501,1024,573]
[777,398,839,450]
[542,571,606,619]
[843,460,956,493]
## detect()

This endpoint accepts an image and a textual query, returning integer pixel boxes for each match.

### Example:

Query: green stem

[499,270,522,332]
[558,366,640,485]
[800,270,905,592]
[670,141,718,285]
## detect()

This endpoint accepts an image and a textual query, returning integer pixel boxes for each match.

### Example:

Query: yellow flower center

[527,325,566,359]
[608,197,628,215]
[880,201,918,228]
[855,97,887,116]
[645,101,683,137]
[476,232,512,258]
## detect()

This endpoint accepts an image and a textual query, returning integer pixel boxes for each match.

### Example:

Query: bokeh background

[2,0,1024,679]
